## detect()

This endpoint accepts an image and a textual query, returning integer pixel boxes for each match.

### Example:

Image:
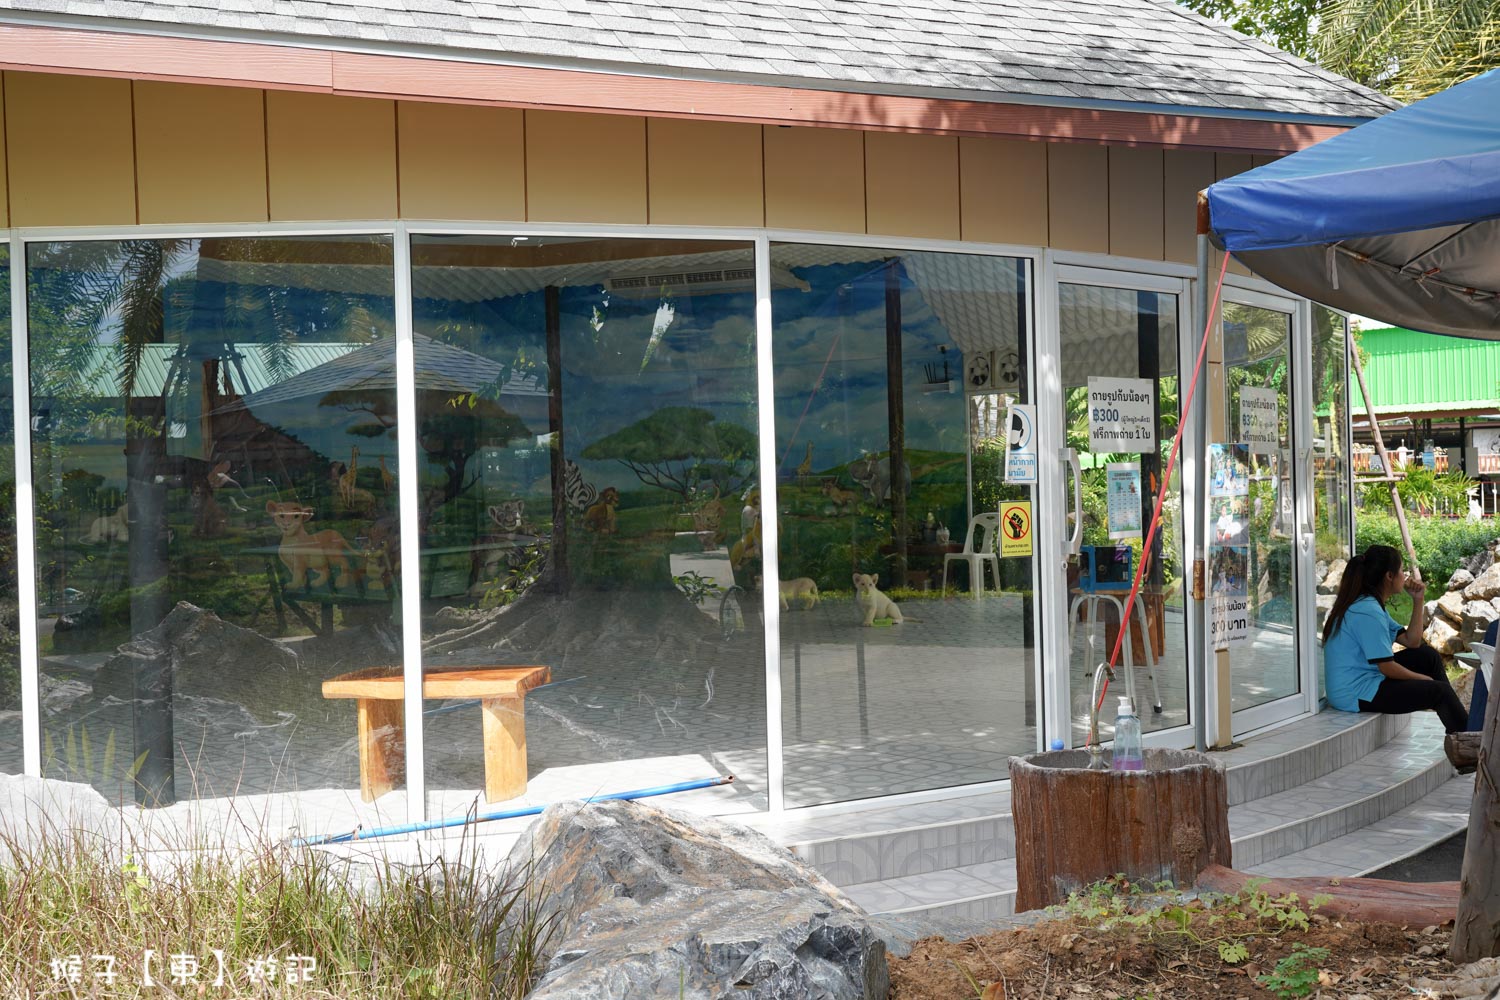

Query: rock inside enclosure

[488,800,889,1000]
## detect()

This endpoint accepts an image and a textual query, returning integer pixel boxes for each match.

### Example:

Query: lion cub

[852,573,903,626]
[778,577,819,611]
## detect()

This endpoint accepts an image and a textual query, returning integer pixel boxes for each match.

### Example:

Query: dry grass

[0,814,558,999]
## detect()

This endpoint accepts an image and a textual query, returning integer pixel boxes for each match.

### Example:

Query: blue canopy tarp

[1204,67,1500,338]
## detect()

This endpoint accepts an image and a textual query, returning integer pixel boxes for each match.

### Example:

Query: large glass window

[1223,301,1298,711]
[1057,283,1187,746]
[410,236,767,812]
[770,245,1035,807]
[0,246,18,776]
[28,237,402,805]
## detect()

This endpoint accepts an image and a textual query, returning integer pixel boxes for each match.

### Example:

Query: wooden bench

[322,665,550,803]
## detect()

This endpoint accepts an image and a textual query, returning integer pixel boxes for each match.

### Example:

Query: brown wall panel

[266,90,397,221]
[959,136,1047,246]
[0,75,7,228]
[865,131,959,240]
[5,71,135,227]
[525,110,646,224]
[763,125,865,233]
[1163,150,1216,265]
[646,117,762,227]
[1108,146,1164,261]
[1047,142,1108,254]
[398,101,524,221]
[135,81,267,224]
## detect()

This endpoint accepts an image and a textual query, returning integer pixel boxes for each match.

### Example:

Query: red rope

[1089,249,1232,739]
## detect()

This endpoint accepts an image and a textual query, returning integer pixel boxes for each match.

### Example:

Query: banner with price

[1086,377,1156,453]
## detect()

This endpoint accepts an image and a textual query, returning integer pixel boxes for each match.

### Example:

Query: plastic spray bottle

[1111,696,1144,771]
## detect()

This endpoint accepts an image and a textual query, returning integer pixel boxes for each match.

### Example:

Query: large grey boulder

[1437,590,1467,625]
[1465,562,1500,603]
[1319,559,1346,595]
[1426,616,1463,655]
[493,800,888,1000]
[1463,600,1500,641]
[1450,568,1476,591]
[92,602,301,722]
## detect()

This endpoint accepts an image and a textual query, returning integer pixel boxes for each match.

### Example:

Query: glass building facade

[0,227,1353,820]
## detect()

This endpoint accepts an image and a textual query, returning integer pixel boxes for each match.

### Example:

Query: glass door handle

[1063,447,1083,563]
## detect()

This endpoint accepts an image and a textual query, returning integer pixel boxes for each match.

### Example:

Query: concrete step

[829,713,1449,920]
[1246,772,1474,879]
[765,711,1411,891]
[1229,713,1453,869]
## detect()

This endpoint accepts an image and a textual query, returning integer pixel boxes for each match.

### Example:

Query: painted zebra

[564,459,598,513]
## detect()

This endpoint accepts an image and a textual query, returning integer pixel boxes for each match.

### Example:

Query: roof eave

[0,14,1370,154]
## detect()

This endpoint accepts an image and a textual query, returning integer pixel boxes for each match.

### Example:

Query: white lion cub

[852,573,903,626]
[779,577,820,611]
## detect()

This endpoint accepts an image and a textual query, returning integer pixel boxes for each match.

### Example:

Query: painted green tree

[581,406,758,501]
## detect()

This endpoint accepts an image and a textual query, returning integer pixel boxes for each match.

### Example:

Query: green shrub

[1356,511,1498,598]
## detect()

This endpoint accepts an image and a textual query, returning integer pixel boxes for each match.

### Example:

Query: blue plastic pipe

[291,774,735,847]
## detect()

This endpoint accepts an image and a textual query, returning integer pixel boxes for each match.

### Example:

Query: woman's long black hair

[1322,544,1404,643]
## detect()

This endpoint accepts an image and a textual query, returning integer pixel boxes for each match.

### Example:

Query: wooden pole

[1348,339,1419,580]
[1452,643,1500,961]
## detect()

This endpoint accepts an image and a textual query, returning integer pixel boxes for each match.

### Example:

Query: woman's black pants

[1358,644,1469,733]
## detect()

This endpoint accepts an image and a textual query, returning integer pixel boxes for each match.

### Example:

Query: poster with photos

[1211,495,1248,546]
[1209,443,1249,498]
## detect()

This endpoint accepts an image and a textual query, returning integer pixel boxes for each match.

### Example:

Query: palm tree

[1316,0,1500,100]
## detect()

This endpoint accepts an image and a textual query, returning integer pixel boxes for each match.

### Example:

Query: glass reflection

[410,236,767,813]
[1057,285,1186,746]
[28,237,401,805]
[771,245,1035,808]
[0,247,18,776]
[1223,301,1299,710]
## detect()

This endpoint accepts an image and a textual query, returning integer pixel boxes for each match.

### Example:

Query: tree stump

[1009,748,1232,911]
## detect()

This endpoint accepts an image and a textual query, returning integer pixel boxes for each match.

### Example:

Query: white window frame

[0,217,1341,822]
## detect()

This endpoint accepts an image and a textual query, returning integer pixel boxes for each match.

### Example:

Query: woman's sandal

[1446,732,1480,775]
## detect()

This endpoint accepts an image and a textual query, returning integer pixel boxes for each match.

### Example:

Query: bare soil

[890,907,1457,999]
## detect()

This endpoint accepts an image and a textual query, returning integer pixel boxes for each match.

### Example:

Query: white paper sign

[1210,594,1251,650]
[1239,386,1279,453]
[1003,402,1038,484]
[1087,377,1156,453]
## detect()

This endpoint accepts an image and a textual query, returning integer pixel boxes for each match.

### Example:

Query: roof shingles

[0,0,1397,120]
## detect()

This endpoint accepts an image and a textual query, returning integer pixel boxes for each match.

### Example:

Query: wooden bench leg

[480,696,528,803]
[355,698,405,802]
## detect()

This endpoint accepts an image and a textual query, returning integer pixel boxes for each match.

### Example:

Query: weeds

[0,811,557,998]
[1258,943,1330,999]
[1053,875,1332,979]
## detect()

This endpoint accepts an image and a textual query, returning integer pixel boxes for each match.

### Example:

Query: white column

[10,241,41,776]
[1032,253,1070,748]
[754,235,785,813]
[392,226,427,826]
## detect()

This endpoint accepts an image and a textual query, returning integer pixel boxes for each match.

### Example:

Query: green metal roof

[1352,327,1500,416]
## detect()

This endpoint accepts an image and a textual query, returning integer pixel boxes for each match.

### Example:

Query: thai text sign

[1239,386,1279,453]
[1087,377,1155,452]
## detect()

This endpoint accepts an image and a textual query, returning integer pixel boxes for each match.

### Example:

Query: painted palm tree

[1316,0,1500,100]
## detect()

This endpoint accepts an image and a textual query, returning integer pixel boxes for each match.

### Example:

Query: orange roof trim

[0,20,1348,154]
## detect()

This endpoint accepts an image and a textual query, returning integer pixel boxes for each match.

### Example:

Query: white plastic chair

[942,513,1000,597]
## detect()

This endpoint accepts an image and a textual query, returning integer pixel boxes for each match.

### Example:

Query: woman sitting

[1323,544,1473,772]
